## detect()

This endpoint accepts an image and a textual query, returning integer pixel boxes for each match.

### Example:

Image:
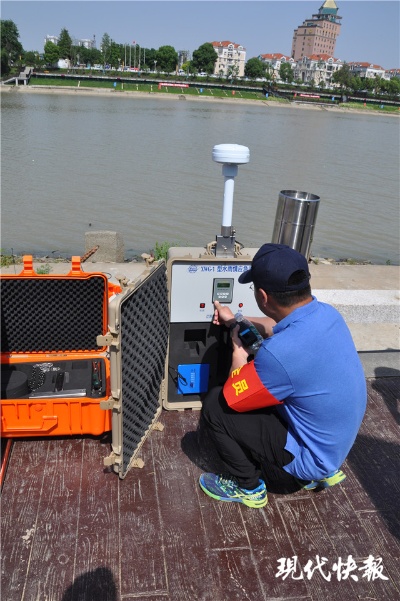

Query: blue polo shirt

[254,297,367,481]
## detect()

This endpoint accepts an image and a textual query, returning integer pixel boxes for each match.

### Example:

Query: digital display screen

[212,277,234,303]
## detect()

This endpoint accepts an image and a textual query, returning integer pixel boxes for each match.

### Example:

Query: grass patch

[344,101,399,114]
[36,263,52,274]
[1,250,15,268]
[152,240,183,261]
[28,78,399,112]
[30,77,267,101]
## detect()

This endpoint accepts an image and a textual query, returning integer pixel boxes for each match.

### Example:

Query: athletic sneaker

[303,469,346,490]
[199,473,268,508]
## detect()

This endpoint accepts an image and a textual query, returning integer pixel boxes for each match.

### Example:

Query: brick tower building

[291,0,342,61]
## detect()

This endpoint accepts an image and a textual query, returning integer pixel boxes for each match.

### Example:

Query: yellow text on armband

[232,379,249,396]
[231,366,244,378]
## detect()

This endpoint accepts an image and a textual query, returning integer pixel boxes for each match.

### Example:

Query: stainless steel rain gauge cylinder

[271,190,320,259]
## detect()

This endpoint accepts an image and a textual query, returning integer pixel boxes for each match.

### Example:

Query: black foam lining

[1,368,29,399]
[1,277,106,353]
[0,360,106,399]
[119,267,169,475]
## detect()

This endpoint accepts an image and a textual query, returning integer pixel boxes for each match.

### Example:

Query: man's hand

[213,301,250,370]
[213,301,235,327]
[230,324,250,369]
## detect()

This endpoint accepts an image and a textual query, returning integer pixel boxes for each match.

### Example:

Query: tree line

[0,20,219,76]
[1,19,399,96]
[243,57,400,95]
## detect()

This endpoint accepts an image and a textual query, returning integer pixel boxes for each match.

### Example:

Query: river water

[1,90,399,264]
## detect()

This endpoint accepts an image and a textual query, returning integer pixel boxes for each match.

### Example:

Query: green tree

[23,51,38,65]
[244,57,265,79]
[349,75,363,93]
[373,75,384,95]
[43,41,60,66]
[192,43,217,74]
[109,40,121,69]
[216,67,224,80]
[364,77,375,92]
[332,63,352,91]
[180,61,190,74]
[57,28,72,59]
[388,77,400,96]
[141,47,157,71]
[226,64,239,82]
[156,45,178,72]
[264,64,274,82]
[101,33,112,66]
[1,50,9,75]
[83,47,102,68]
[279,62,294,83]
[0,19,23,74]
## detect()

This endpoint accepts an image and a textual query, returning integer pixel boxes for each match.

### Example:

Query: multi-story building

[386,69,400,81]
[293,54,343,87]
[74,37,96,49]
[291,0,341,62]
[348,62,386,80]
[211,41,246,77]
[178,50,191,68]
[259,53,295,80]
[44,35,96,49]
[44,35,59,46]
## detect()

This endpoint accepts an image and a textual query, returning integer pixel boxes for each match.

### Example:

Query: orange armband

[223,361,283,412]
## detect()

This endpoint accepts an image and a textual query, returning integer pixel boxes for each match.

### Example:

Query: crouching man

[199,243,367,508]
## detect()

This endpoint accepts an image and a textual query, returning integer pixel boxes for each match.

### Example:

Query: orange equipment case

[0,256,121,438]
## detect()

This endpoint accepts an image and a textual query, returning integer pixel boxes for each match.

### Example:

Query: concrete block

[85,231,125,263]
[313,289,400,325]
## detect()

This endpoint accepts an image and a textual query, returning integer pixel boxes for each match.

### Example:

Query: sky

[2,1,399,69]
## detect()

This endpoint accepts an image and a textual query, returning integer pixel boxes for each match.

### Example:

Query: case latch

[97,333,119,349]
[100,398,121,412]
[104,452,121,467]
[104,453,144,469]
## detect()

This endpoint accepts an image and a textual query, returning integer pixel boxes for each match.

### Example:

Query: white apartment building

[44,35,96,49]
[44,35,59,45]
[293,54,343,87]
[348,62,386,80]
[211,41,246,77]
[386,69,400,81]
[259,53,295,80]
[74,38,96,49]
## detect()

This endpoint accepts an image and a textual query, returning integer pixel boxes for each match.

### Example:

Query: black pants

[201,386,304,494]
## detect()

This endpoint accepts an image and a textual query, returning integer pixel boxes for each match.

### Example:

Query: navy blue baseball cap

[238,243,311,292]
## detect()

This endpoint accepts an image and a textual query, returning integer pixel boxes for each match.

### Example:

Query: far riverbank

[2,84,399,118]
